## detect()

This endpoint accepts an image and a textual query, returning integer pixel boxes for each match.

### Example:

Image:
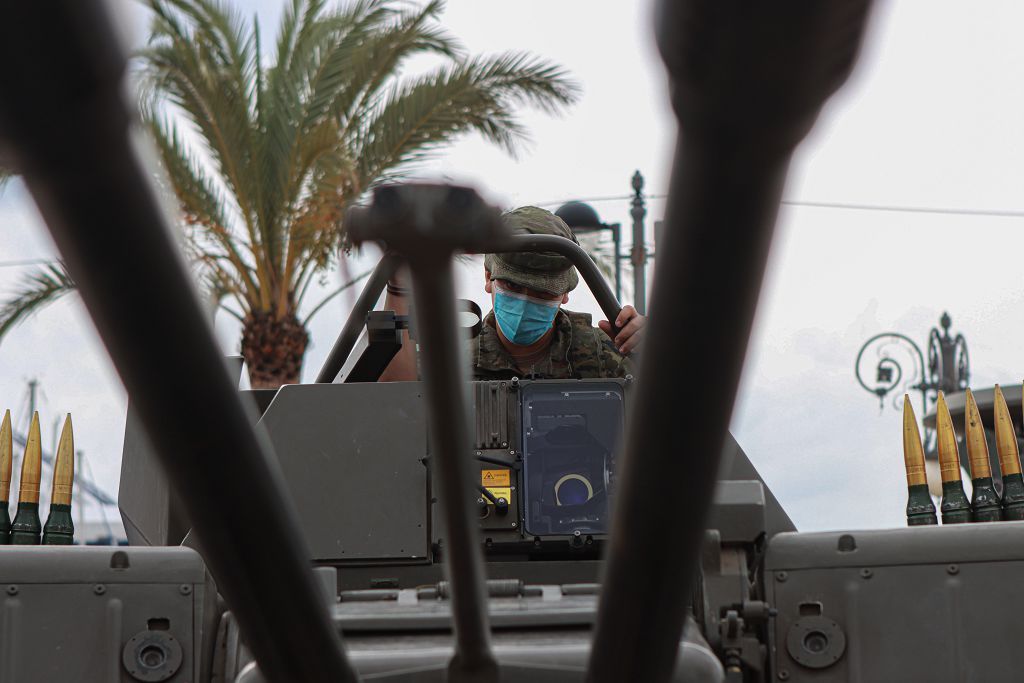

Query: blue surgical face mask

[493,283,560,346]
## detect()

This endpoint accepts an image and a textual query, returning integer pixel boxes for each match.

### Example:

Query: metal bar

[612,224,622,302]
[408,257,498,681]
[485,234,623,335]
[586,1,873,681]
[630,172,648,315]
[0,3,358,681]
[315,254,399,383]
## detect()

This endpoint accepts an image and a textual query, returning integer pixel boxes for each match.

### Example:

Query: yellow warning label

[484,487,511,504]
[481,469,510,487]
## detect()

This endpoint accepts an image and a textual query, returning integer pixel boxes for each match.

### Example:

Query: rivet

[775,571,788,582]
[5,585,17,596]
[860,568,873,579]
[778,670,790,680]
[947,564,959,575]
[94,584,106,595]
[180,584,193,595]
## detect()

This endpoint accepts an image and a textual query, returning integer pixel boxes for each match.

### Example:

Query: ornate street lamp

[855,312,970,416]
[555,201,623,302]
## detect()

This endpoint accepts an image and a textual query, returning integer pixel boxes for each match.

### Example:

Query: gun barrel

[586,2,873,681]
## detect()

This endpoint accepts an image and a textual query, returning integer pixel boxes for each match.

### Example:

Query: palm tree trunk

[241,310,309,389]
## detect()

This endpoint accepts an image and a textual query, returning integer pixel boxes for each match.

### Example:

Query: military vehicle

[7,1,1024,682]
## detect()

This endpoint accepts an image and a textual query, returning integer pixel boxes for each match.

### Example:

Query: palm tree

[0,0,578,388]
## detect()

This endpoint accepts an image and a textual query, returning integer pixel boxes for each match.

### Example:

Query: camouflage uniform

[472,310,634,380]
[475,205,637,380]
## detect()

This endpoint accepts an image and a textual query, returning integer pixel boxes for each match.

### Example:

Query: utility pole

[27,378,38,420]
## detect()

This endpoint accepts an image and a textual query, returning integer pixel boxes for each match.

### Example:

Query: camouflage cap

[484,206,580,295]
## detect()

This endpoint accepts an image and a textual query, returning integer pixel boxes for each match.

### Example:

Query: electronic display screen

[520,382,625,537]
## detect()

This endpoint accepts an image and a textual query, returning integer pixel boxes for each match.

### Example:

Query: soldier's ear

[561,292,569,304]
[484,270,493,294]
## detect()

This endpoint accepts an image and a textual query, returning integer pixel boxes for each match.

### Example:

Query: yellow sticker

[481,469,510,487]
[484,487,511,504]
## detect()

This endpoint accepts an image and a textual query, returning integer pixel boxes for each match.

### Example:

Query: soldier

[379,206,645,381]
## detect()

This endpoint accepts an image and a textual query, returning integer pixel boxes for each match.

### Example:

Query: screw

[775,571,788,582]
[5,585,17,596]
[778,670,790,680]
[180,584,193,595]
[947,564,959,575]
[860,568,873,579]
[94,584,106,595]
[511,522,517,528]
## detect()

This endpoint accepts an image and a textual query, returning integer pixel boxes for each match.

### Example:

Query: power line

[776,199,1024,219]
[536,192,1024,220]
[0,257,59,269]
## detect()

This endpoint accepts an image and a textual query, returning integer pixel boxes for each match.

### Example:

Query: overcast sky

[3,0,1024,532]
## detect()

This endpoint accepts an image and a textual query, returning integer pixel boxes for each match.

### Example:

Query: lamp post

[854,312,970,417]
[555,170,652,310]
[630,171,648,315]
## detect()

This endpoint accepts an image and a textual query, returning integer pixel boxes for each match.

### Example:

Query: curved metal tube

[484,234,624,333]
[315,254,399,383]
[585,2,873,681]
[319,234,626,380]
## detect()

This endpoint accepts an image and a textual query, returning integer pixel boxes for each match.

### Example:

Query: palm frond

[354,52,579,182]
[0,264,76,343]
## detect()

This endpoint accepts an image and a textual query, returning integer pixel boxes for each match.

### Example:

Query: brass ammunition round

[50,415,74,507]
[16,412,42,504]
[902,396,929,487]
[940,480,973,524]
[964,390,993,479]
[970,477,1003,523]
[0,410,10,504]
[936,393,964,483]
[994,385,1022,476]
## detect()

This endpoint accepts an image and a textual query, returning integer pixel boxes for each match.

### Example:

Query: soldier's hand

[598,305,645,355]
